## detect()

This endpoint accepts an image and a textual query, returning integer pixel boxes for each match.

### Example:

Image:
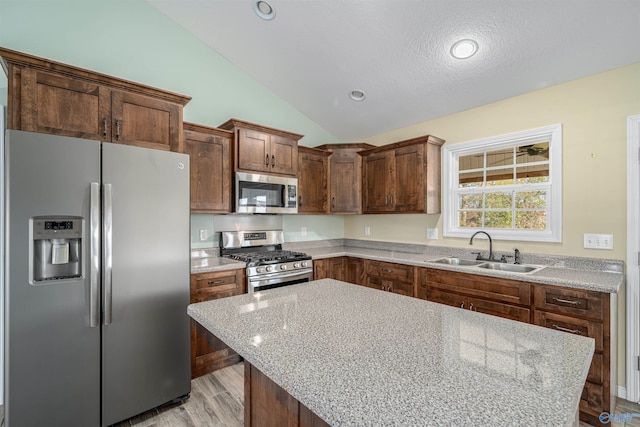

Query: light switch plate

[583,233,613,249]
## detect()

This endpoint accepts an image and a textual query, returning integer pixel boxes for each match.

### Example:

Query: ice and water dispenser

[31,216,83,282]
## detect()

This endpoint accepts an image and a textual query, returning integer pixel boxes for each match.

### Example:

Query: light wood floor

[3,363,640,426]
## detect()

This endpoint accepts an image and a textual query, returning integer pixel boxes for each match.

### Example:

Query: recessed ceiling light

[349,90,366,101]
[450,39,479,59]
[254,0,275,20]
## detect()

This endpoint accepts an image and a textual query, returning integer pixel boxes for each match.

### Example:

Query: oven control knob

[266,266,273,272]
[293,262,300,268]
[280,264,287,270]
[301,261,308,268]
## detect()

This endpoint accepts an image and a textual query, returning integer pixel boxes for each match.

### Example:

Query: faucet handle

[470,251,482,260]
[500,255,513,263]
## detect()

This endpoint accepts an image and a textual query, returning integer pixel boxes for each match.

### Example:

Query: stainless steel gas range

[220,230,313,293]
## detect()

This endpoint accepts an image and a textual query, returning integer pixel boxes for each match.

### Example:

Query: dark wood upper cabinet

[314,143,374,214]
[360,135,445,214]
[219,118,302,177]
[298,146,330,214]
[0,47,190,152]
[183,122,233,213]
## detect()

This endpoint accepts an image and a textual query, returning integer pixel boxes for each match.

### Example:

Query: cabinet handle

[388,286,392,292]
[381,285,385,291]
[551,297,581,306]
[208,279,225,285]
[383,269,393,273]
[299,195,302,207]
[469,303,474,311]
[551,324,581,335]
[102,118,108,139]
[272,155,275,168]
[385,195,389,206]
[114,119,121,141]
[460,302,465,309]
[331,196,335,210]
[390,195,393,206]
[265,154,270,166]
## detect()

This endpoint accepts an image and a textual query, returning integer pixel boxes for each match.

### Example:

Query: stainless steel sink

[429,258,546,274]
[429,257,486,266]
[475,262,546,274]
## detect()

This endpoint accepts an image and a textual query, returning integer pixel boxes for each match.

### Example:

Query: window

[443,124,562,242]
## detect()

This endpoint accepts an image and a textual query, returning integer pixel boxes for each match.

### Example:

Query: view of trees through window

[456,142,550,230]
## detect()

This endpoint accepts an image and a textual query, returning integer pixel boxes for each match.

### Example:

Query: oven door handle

[249,269,313,288]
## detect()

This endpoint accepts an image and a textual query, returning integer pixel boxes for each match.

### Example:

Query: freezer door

[101,143,191,426]
[4,130,101,426]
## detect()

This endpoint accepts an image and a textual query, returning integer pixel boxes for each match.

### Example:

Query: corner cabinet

[360,135,444,214]
[298,146,330,213]
[314,143,375,214]
[1,47,190,152]
[183,123,233,213]
[190,269,246,378]
[219,118,302,177]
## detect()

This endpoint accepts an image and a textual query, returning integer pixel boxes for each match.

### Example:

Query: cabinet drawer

[367,260,414,282]
[419,268,530,306]
[532,311,603,353]
[190,270,245,303]
[426,288,466,308]
[533,284,605,321]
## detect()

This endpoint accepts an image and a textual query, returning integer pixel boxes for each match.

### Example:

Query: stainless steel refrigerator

[3,130,191,426]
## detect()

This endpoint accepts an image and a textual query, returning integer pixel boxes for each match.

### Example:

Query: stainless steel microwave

[235,172,298,214]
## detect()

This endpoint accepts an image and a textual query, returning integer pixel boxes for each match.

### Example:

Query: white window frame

[443,124,562,242]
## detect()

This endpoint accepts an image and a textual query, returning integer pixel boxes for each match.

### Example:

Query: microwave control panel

[288,185,297,207]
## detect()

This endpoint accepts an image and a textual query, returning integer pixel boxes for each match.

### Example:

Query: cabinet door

[184,128,231,212]
[111,90,182,151]
[345,257,364,285]
[237,128,270,172]
[394,144,424,212]
[327,257,346,281]
[313,259,329,280]
[329,150,362,213]
[270,134,298,176]
[363,150,394,213]
[298,149,328,213]
[20,68,111,140]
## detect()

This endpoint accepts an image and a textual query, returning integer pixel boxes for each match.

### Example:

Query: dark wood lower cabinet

[190,269,245,378]
[245,362,329,427]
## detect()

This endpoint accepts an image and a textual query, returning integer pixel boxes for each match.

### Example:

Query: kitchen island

[188,279,595,426]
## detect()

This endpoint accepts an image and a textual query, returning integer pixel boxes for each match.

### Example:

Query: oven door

[248,269,313,293]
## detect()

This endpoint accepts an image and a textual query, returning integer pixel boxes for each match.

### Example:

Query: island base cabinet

[244,362,330,427]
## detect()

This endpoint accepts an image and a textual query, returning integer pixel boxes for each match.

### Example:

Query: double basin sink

[429,257,546,274]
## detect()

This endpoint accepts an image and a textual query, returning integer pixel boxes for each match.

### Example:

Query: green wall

[0,0,335,144]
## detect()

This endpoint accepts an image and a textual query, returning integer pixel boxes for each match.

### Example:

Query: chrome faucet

[469,231,494,261]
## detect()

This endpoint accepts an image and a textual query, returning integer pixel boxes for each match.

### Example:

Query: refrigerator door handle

[103,183,113,325]
[90,182,101,327]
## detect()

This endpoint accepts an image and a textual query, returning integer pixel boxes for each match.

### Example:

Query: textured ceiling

[147,0,640,141]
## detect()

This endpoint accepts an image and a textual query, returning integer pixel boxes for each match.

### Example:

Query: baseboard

[618,385,627,400]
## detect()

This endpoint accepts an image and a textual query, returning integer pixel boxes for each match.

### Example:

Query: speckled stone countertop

[190,256,245,274]
[188,279,595,427]
[300,245,623,294]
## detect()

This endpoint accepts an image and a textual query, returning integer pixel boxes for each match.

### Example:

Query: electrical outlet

[364,226,371,236]
[199,229,208,241]
[301,226,307,236]
[426,228,438,239]
[583,233,613,250]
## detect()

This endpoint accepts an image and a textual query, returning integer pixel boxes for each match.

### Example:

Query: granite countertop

[191,244,623,294]
[188,279,595,427]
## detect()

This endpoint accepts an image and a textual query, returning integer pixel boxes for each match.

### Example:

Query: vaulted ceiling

[148,0,640,141]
